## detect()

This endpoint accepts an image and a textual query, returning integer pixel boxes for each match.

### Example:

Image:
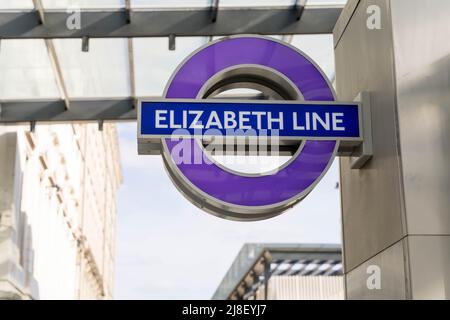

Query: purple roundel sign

[161,36,338,221]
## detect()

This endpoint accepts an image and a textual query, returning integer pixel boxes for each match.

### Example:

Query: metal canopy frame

[0,5,342,39]
[0,2,344,124]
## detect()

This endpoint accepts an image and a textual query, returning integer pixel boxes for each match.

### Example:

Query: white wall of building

[0,123,121,300]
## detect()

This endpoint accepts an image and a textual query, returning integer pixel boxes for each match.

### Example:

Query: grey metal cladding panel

[0,6,343,39]
[334,0,405,272]
[333,0,360,48]
[346,239,407,300]
[408,235,450,299]
[390,0,450,235]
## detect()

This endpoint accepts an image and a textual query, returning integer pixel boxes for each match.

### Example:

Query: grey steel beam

[0,94,268,123]
[0,99,137,123]
[0,5,343,39]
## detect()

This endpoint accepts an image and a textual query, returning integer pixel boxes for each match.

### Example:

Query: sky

[114,34,343,300]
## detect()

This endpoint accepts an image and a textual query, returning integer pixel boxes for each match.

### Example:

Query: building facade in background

[0,123,121,299]
[213,244,344,300]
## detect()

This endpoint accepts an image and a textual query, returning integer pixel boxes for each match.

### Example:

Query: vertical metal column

[334,0,450,299]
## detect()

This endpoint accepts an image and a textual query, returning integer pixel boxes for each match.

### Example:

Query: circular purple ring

[163,37,336,207]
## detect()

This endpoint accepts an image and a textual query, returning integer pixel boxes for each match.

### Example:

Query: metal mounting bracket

[349,91,373,169]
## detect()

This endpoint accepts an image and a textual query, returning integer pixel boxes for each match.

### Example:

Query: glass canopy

[0,0,346,122]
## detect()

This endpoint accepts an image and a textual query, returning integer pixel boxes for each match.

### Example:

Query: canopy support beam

[0,5,343,39]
